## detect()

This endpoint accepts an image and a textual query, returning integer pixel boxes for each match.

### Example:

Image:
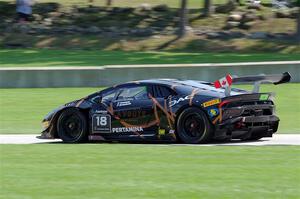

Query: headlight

[42,108,60,130]
[42,121,50,130]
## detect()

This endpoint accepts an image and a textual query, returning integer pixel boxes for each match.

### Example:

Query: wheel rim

[182,113,206,140]
[61,113,83,140]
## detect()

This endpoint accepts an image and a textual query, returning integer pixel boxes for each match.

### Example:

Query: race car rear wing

[216,72,291,96]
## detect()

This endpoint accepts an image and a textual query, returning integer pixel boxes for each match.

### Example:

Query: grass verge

[1,49,300,67]
[0,84,299,134]
[1,144,300,199]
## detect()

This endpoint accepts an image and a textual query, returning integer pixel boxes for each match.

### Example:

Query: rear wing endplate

[225,72,291,96]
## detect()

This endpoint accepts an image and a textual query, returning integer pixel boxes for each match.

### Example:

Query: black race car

[39,72,291,144]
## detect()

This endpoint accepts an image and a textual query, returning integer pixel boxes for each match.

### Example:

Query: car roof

[91,79,245,99]
[88,79,215,99]
[118,79,212,88]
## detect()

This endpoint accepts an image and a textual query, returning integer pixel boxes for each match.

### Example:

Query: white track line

[0,135,61,144]
[0,134,299,145]
[172,134,300,146]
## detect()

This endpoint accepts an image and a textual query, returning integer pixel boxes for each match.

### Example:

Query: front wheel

[176,107,214,144]
[57,108,88,143]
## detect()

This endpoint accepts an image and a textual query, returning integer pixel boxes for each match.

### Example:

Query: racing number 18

[92,114,111,133]
[96,116,107,126]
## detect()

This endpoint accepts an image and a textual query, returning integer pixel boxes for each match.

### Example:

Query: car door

[148,85,177,138]
[111,85,158,137]
[89,88,120,135]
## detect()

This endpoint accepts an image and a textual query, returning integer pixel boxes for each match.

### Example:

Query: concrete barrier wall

[1,61,299,88]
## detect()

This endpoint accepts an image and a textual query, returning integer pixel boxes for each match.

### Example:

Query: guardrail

[1,61,299,88]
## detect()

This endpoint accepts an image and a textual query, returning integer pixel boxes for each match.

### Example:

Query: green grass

[1,50,300,67]
[0,88,98,134]
[0,84,299,134]
[1,144,300,199]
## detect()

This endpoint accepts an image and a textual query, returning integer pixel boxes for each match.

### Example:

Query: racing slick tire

[57,108,88,143]
[176,107,213,144]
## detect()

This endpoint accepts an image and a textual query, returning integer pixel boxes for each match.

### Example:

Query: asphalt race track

[0,134,299,146]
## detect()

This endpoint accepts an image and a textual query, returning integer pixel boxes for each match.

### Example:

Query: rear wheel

[176,107,214,144]
[57,109,88,143]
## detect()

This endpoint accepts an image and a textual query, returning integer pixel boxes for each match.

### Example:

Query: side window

[101,89,117,103]
[116,86,148,101]
[151,85,176,98]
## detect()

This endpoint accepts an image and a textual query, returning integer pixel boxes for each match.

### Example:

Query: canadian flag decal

[214,74,233,88]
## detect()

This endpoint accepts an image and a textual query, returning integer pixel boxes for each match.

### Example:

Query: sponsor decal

[159,129,166,135]
[259,94,269,101]
[92,114,111,133]
[95,110,108,114]
[208,108,219,117]
[112,127,143,133]
[169,129,175,134]
[169,96,191,107]
[202,99,221,107]
[116,110,147,118]
[117,101,132,107]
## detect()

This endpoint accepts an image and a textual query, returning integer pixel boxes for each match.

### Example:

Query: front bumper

[214,115,279,140]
